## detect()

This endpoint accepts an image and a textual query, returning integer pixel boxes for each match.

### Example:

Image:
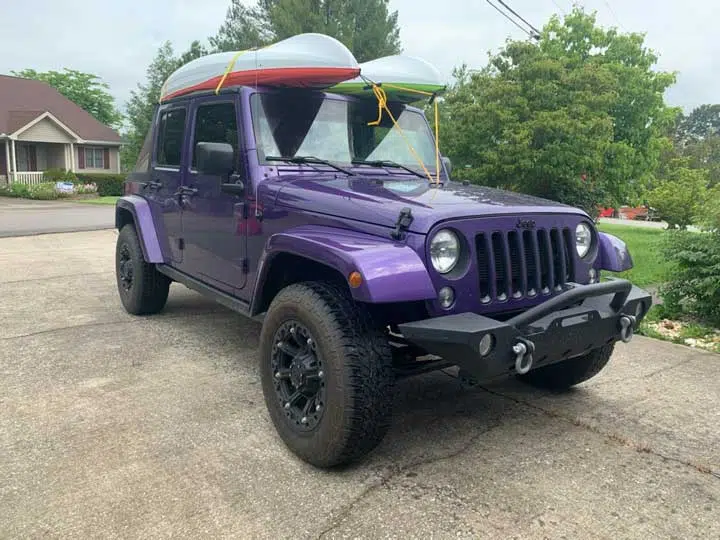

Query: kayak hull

[160,33,360,103]
[162,66,360,102]
[330,55,446,103]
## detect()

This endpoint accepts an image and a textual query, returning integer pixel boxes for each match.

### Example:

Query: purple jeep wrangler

[114,86,651,468]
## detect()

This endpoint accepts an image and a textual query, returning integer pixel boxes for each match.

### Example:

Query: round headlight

[575,222,593,258]
[430,229,460,274]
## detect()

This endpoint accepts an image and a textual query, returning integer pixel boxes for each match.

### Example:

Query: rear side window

[155,108,187,167]
[191,102,239,168]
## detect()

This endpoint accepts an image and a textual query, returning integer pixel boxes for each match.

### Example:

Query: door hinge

[178,238,185,250]
[241,258,249,273]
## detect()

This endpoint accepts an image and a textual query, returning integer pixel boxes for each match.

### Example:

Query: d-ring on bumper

[398,278,652,382]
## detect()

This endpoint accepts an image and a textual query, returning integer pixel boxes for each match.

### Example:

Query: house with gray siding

[0,74,122,184]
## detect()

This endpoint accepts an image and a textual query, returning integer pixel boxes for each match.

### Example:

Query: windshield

[250,91,437,175]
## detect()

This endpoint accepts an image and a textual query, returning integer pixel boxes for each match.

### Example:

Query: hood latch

[391,207,414,240]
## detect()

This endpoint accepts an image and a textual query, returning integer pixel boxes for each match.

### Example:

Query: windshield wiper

[351,159,426,179]
[266,155,354,176]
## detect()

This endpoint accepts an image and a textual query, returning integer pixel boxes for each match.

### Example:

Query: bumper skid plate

[398,278,652,382]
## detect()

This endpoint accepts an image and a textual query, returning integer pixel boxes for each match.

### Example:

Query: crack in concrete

[0,271,113,285]
[315,421,505,539]
[641,357,697,379]
[588,356,699,388]
[1,310,229,341]
[475,384,720,480]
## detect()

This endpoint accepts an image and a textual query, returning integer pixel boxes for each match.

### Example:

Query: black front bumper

[398,279,652,382]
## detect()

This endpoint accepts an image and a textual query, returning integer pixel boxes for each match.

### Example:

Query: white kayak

[329,54,446,103]
[159,33,360,103]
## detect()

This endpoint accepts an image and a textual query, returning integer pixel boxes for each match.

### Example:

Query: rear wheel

[259,281,394,468]
[518,344,615,391]
[115,223,170,315]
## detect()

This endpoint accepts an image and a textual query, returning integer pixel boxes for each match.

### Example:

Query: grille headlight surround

[430,229,460,274]
[575,222,594,259]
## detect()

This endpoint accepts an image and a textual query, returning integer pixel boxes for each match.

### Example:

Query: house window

[84,147,104,168]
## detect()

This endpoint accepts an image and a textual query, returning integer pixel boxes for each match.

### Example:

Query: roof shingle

[0,75,121,143]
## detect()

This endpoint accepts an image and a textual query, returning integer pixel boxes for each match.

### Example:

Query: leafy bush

[660,230,720,325]
[74,182,98,195]
[0,181,90,200]
[646,166,707,229]
[75,173,125,196]
[28,182,64,200]
[43,168,77,182]
[698,185,720,232]
[0,182,30,198]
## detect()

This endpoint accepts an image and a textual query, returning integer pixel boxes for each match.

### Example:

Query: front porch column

[10,139,17,182]
[69,142,75,172]
[4,140,10,180]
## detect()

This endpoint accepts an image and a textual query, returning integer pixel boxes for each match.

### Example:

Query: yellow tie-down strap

[367,81,442,188]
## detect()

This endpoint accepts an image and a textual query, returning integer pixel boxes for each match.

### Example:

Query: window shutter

[78,147,85,169]
[104,148,110,169]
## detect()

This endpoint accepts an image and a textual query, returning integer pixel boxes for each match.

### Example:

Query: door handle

[142,180,162,190]
[221,181,245,196]
[176,186,198,196]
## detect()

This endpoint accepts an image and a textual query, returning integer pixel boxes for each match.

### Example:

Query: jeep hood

[272,175,588,234]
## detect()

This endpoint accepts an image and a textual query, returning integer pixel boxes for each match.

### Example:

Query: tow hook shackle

[619,315,636,343]
[513,339,536,375]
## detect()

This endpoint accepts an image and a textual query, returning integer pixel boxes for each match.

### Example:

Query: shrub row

[40,168,126,196]
[0,182,72,200]
[75,173,126,196]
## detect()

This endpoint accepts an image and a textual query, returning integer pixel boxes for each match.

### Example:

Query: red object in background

[598,207,615,218]
[620,206,648,220]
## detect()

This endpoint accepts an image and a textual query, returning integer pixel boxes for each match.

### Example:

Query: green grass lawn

[597,223,669,288]
[74,196,119,205]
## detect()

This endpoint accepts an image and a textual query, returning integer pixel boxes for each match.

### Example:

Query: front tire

[518,344,615,391]
[259,281,394,468]
[115,223,170,315]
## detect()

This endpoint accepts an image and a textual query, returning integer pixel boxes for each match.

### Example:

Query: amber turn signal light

[348,271,363,288]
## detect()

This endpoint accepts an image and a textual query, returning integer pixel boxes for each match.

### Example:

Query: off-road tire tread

[518,344,615,391]
[259,281,394,468]
[116,223,170,315]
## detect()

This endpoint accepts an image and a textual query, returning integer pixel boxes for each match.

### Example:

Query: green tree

[646,162,707,229]
[675,104,720,144]
[209,0,272,52]
[120,41,208,171]
[210,0,401,61]
[683,135,720,187]
[12,68,123,129]
[439,8,677,214]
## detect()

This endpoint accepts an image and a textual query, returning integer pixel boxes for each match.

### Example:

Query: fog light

[588,268,597,283]
[478,334,494,357]
[438,286,455,309]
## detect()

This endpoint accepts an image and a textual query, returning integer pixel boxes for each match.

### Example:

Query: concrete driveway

[1,230,718,539]
[0,198,114,237]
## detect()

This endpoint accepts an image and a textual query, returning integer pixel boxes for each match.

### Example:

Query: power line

[495,0,542,36]
[485,0,538,39]
[603,0,625,30]
[551,0,567,15]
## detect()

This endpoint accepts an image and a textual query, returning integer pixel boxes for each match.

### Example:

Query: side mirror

[441,156,452,177]
[196,142,234,176]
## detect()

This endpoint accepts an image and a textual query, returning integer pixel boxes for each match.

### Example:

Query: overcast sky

[2,0,718,115]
